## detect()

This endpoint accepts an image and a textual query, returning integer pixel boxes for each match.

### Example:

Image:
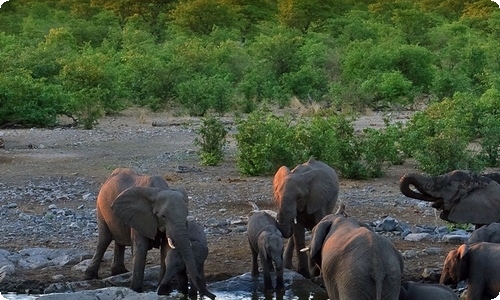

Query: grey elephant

[400,170,500,225]
[247,211,284,292]
[440,242,500,300]
[468,222,500,244]
[273,158,339,277]
[305,207,404,300]
[399,281,458,300]
[84,168,215,299]
[157,220,208,298]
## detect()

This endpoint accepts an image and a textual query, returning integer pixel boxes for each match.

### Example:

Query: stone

[421,268,441,282]
[404,233,430,242]
[442,234,469,244]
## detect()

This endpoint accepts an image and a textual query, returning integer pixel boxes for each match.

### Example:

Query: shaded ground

[0,108,457,294]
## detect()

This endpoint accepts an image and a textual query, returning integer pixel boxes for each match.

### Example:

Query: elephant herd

[84,160,500,300]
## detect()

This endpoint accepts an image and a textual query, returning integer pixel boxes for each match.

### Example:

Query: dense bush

[235,109,406,179]
[0,0,498,178]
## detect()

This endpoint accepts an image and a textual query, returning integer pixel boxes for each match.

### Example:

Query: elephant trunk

[399,173,435,202]
[277,199,296,239]
[173,226,216,299]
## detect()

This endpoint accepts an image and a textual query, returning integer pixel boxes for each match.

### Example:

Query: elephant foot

[275,278,284,292]
[157,283,173,295]
[84,269,98,280]
[297,268,310,279]
[111,266,129,276]
[130,285,143,293]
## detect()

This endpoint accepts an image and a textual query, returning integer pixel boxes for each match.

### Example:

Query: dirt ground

[0,108,458,294]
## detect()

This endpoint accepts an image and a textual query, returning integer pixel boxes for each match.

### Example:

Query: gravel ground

[0,108,460,294]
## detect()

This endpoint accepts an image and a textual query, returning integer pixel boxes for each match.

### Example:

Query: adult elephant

[273,158,339,277]
[440,243,500,300]
[84,168,215,299]
[305,207,404,300]
[399,170,500,225]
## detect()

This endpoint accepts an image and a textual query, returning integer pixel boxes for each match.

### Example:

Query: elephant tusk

[300,247,309,252]
[294,218,297,224]
[167,238,176,249]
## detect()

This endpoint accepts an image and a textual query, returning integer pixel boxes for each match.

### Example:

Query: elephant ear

[111,186,161,240]
[273,166,291,201]
[170,185,188,204]
[305,168,337,215]
[309,219,332,267]
[446,176,500,224]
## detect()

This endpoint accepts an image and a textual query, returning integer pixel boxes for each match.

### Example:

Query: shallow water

[0,271,328,300]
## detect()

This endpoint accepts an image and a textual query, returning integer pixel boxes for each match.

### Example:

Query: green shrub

[194,116,228,166]
[235,111,298,175]
[235,109,405,179]
[412,128,484,176]
[478,114,500,167]
[361,121,406,178]
[0,70,64,127]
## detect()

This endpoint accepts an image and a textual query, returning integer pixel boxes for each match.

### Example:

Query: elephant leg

[275,262,284,292]
[158,250,181,295]
[111,242,128,275]
[283,238,294,270]
[293,223,309,278]
[251,248,259,278]
[261,256,273,292]
[159,237,167,283]
[178,270,189,296]
[85,216,112,279]
[130,231,149,292]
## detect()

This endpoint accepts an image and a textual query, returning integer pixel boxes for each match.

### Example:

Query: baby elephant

[440,242,500,300]
[399,281,458,300]
[247,211,284,292]
[468,223,500,244]
[157,220,209,298]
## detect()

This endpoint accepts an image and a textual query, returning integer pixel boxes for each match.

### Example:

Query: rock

[375,217,398,232]
[404,233,430,242]
[421,268,441,282]
[39,287,164,300]
[103,266,161,290]
[442,234,469,244]
[422,247,443,255]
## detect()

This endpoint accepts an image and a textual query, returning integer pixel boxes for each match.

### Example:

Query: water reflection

[0,270,328,300]
[208,270,328,300]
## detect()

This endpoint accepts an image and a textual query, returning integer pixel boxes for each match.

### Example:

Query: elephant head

[399,170,500,224]
[111,186,216,300]
[273,159,339,238]
[440,244,469,286]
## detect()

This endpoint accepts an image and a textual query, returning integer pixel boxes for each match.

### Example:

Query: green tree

[169,0,243,35]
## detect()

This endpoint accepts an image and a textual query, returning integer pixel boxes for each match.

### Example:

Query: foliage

[235,109,406,179]
[194,116,228,166]
[235,110,298,175]
[0,0,499,181]
[0,70,64,127]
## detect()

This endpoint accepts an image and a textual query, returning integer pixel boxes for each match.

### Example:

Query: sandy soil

[0,108,457,294]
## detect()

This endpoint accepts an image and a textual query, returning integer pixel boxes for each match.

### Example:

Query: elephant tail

[371,251,384,300]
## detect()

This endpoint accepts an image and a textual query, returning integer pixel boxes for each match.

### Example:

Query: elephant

[84,168,215,299]
[247,211,284,292]
[399,170,500,225]
[273,157,339,277]
[399,281,458,300]
[468,223,500,244]
[440,242,500,300]
[304,206,404,300]
[157,220,209,298]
